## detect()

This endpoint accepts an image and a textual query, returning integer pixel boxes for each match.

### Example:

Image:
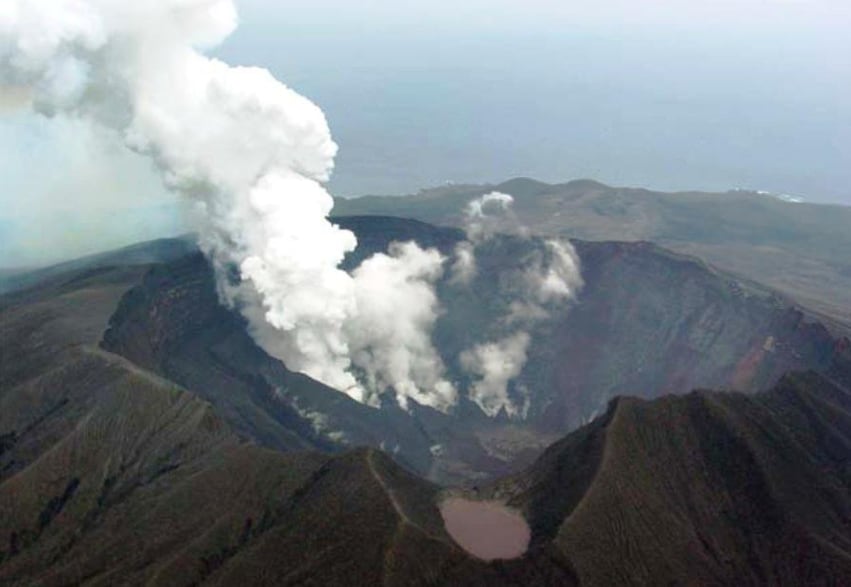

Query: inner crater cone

[439,497,531,560]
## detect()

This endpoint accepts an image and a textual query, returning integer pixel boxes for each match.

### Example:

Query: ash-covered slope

[96,217,848,481]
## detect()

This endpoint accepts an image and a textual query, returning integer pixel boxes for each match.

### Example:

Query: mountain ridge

[5,214,849,484]
[333,178,851,326]
[2,227,851,583]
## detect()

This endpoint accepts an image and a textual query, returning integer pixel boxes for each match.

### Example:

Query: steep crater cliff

[99,217,849,481]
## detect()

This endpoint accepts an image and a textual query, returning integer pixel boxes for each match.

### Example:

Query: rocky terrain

[334,178,851,326]
[94,217,850,481]
[5,218,851,585]
[1,233,850,584]
[484,367,851,586]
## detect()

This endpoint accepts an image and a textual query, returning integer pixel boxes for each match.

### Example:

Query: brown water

[439,497,531,561]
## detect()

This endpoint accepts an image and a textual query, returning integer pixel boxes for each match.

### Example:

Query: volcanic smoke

[1,0,581,416]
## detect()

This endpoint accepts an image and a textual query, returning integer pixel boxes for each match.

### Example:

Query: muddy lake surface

[439,497,531,561]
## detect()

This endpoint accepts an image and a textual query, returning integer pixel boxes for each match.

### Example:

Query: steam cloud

[1,0,453,410]
[2,1,583,419]
[464,191,519,243]
[453,192,583,417]
[449,191,515,285]
[460,331,531,418]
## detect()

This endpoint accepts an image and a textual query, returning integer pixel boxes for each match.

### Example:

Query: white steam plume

[449,190,515,286]
[449,241,477,286]
[1,0,453,411]
[451,192,584,417]
[460,332,531,418]
[464,191,517,243]
[348,242,457,411]
[526,240,584,304]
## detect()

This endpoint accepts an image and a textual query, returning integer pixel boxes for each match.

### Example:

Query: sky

[1,0,849,266]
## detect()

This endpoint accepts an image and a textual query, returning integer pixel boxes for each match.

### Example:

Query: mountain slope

[333,178,851,326]
[0,236,197,296]
[98,249,447,474]
[95,220,849,480]
[0,263,570,585]
[2,264,850,585]
[485,370,851,586]
[0,258,324,585]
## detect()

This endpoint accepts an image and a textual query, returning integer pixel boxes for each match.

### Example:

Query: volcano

[2,215,850,585]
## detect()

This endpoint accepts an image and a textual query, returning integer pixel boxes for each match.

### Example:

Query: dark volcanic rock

[484,370,851,586]
[100,251,441,474]
[3,232,851,585]
[96,217,849,481]
[528,240,845,431]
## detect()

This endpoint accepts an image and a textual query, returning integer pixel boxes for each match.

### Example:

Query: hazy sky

[1,0,849,266]
[232,0,851,33]
[217,0,850,198]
